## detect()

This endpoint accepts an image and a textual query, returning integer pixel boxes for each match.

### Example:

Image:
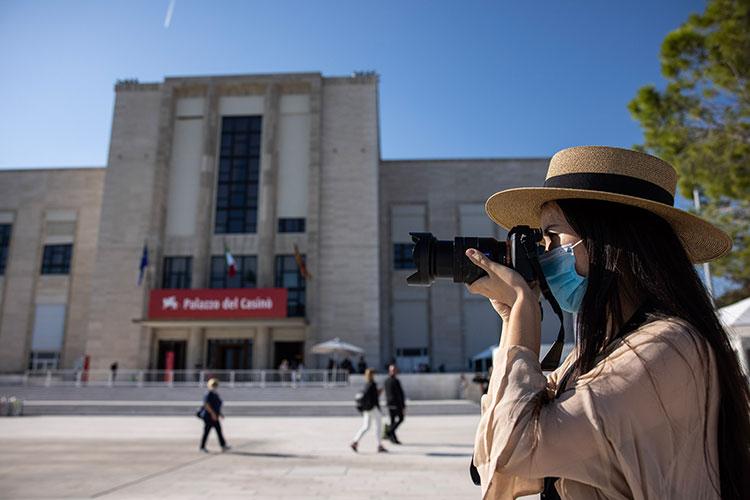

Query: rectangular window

[393,243,416,269]
[162,256,192,289]
[209,255,257,288]
[278,218,306,233]
[214,116,263,234]
[41,244,73,275]
[396,347,429,357]
[28,351,60,370]
[275,255,306,317]
[0,224,11,275]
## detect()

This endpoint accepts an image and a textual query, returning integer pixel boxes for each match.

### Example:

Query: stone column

[256,84,280,288]
[195,85,219,288]
[253,326,271,369]
[187,327,203,369]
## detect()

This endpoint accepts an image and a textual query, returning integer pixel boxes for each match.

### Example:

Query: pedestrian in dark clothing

[110,362,118,384]
[199,378,231,452]
[341,357,354,374]
[357,355,367,374]
[350,368,387,453]
[384,364,406,444]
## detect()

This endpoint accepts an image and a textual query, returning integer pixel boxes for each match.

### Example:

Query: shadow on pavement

[226,451,318,459]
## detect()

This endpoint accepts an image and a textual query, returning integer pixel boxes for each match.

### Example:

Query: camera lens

[407,232,506,286]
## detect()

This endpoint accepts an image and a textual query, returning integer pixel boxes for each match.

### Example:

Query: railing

[12,369,350,388]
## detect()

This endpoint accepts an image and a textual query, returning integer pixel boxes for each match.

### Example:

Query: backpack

[354,391,365,413]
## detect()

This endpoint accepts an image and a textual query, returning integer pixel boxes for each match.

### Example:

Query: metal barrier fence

[12,369,350,388]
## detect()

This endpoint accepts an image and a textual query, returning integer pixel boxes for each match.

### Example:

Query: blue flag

[138,244,149,286]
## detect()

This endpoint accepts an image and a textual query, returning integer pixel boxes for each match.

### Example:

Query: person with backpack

[198,378,231,453]
[350,368,387,453]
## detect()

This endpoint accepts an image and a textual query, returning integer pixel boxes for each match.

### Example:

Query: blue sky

[0,0,707,168]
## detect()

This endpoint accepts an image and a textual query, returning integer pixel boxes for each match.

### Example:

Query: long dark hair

[555,198,750,499]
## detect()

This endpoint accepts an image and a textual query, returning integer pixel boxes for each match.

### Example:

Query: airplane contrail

[164,0,176,28]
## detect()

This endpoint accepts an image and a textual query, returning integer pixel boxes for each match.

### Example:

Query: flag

[138,243,149,286]
[224,242,237,278]
[293,244,311,280]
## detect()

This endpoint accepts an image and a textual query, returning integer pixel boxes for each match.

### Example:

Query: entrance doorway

[156,340,187,382]
[273,341,304,369]
[206,339,253,370]
[157,340,187,370]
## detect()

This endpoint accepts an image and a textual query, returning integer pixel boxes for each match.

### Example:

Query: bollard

[260,370,266,389]
[75,371,82,388]
[230,371,235,388]
[45,370,52,387]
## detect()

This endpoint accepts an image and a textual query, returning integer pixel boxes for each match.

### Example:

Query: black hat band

[543,172,674,206]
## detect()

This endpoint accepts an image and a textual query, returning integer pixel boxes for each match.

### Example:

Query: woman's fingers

[465,248,493,273]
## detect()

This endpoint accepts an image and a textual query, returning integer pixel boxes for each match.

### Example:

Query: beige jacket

[473,318,721,499]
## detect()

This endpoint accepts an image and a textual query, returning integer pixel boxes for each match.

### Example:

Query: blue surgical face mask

[538,240,587,313]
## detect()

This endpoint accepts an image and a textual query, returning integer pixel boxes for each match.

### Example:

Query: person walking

[199,378,230,453]
[384,363,406,444]
[356,355,367,374]
[350,368,387,453]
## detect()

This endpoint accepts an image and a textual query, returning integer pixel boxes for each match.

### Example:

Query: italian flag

[224,243,237,278]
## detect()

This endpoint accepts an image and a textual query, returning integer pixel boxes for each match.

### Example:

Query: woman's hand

[464,248,542,354]
[464,248,536,321]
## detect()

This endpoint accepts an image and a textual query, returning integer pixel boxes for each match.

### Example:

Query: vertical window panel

[275,255,306,317]
[215,116,262,234]
[0,224,11,275]
[162,256,192,289]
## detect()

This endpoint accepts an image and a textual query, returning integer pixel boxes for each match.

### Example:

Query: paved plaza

[0,415,496,499]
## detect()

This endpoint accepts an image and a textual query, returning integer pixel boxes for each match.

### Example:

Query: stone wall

[316,76,382,368]
[0,168,104,371]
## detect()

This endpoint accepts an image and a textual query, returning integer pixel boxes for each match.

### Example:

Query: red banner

[148,288,288,319]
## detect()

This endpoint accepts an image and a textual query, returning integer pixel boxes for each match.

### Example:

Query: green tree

[628,0,750,307]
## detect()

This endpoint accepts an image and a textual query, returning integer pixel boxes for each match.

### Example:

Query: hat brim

[485,187,732,264]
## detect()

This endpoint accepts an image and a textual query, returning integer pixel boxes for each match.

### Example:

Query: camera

[406,226,543,286]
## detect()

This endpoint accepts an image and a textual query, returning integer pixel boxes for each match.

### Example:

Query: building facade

[0,72,568,373]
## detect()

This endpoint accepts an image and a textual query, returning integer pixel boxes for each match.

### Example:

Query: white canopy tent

[311,338,364,380]
[719,296,750,375]
[311,337,364,356]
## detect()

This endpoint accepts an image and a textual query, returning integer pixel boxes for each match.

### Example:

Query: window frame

[162,256,192,289]
[209,255,258,289]
[393,243,416,269]
[40,243,73,275]
[277,218,306,233]
[274,254,306,317]
[0,224,11,275]
[214,116,263,234]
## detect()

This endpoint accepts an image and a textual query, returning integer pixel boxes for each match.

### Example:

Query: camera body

[406,226,543,286]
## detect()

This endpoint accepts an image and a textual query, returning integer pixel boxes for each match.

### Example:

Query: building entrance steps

[0,385,480,416]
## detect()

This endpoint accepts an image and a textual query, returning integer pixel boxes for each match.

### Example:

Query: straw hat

[485,146,732,263]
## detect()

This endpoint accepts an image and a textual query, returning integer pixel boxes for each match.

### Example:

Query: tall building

[0,72,568,374]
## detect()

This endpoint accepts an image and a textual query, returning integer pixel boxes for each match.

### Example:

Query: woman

[199,378,230,453]
[351,368,388,453]
[468,146,750,499]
